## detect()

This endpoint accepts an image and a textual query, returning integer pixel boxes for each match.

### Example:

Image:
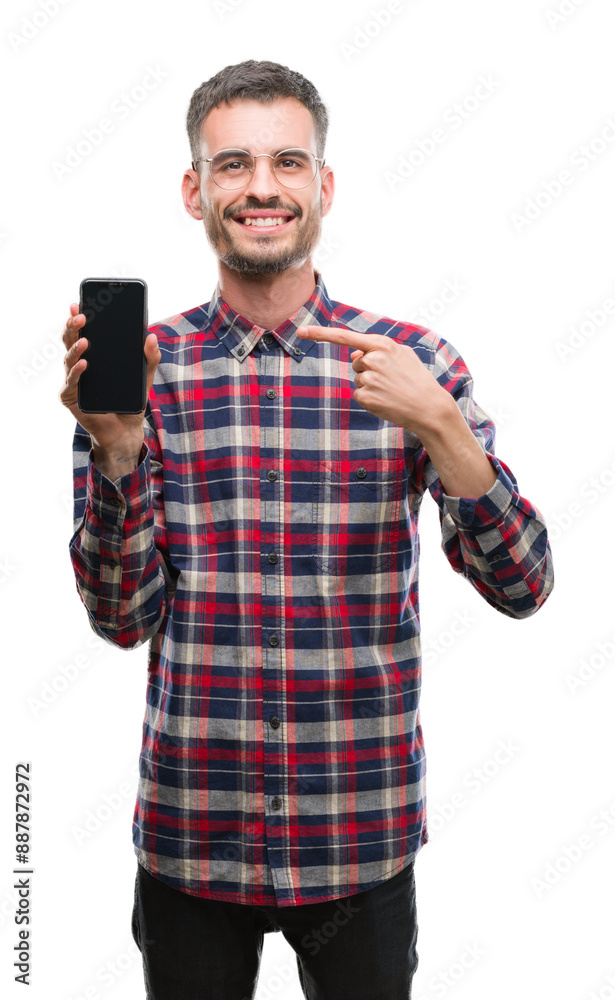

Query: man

[60,60,554,1000]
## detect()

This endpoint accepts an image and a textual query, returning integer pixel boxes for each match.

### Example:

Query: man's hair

[186,60,329,165]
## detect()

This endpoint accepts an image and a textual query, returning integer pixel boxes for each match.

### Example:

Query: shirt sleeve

[409,338,554,620]
[68,397,173,649]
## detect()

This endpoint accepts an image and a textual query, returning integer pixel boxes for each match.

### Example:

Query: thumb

[144,332,161,392]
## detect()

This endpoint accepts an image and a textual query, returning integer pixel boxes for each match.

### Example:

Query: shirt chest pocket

[311,458,405,576]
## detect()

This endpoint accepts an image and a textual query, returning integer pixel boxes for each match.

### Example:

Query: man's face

[184,97,334,276]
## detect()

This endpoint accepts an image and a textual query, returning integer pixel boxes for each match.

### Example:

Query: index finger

[62,303,86,349]
[296,325,384,351]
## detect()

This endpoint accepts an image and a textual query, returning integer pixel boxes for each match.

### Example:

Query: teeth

[239,216,289,227]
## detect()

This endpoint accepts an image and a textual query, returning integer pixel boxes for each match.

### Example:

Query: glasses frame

[191,147,326,190]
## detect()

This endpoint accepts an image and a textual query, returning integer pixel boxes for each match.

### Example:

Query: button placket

[259,338,285,832]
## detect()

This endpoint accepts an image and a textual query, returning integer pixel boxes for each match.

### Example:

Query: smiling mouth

[232,213,296,232]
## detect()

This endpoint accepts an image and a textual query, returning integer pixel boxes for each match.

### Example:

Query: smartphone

[78,277,148,414]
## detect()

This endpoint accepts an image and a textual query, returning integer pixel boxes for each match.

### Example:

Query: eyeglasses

[191,147,325,190]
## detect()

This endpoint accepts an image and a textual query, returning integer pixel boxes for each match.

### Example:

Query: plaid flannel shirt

[69,269,553,907]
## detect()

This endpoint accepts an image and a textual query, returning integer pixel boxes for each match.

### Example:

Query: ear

[181,169,204,221]
[320,166,335,218]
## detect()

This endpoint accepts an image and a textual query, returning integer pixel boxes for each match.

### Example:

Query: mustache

[224,204,301,219]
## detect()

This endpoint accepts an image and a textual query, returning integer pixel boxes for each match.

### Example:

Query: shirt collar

[206,268,332,362]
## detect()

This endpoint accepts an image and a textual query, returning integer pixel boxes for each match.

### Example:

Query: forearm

[70,442,167,648]
[415,394,498,499]
[414,393,553,618]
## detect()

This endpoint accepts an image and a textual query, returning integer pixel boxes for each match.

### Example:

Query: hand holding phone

[59,279,161,480]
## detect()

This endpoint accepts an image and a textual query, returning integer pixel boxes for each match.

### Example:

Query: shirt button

[264,334,274,345]
[267,470,278,481]
[356,467,367,479]
[293,347,302,356]
[268,634,279,647]
[271,797,282,810]
[492,554,502,562]
[270,716,281,729]
[237,345,245,356]
[108,560,118,569]
[267,553,278,564]
[266,389,276,399]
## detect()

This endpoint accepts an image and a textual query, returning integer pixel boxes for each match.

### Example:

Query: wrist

[91,432,144,480]
[405,388,458,443]
[91,429,144,458]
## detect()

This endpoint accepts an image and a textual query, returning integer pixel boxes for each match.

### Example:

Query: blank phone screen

[78,278,147,413]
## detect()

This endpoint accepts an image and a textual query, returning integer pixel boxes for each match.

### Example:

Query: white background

[2,0,614,997]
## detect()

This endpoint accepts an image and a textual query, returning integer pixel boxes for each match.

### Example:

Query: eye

[213,153,251,173]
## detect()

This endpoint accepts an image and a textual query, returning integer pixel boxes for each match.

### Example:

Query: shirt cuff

[441,453,516,528]
[87,443,150,524]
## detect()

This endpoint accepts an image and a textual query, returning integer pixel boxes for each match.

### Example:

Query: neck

[216,259,317,331]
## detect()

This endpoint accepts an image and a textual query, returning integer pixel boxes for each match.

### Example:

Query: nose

[242,154,281,201]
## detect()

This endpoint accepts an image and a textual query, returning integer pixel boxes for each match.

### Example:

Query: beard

[201,199,322,276]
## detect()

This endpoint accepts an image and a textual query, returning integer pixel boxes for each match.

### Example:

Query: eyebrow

[215,145,305,154]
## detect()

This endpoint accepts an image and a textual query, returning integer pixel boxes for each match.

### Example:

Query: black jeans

[131,858,419,999]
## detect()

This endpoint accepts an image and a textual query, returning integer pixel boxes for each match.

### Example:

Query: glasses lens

[273,149,317,189]
[210,150,254,189]
[209,148,318,189]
